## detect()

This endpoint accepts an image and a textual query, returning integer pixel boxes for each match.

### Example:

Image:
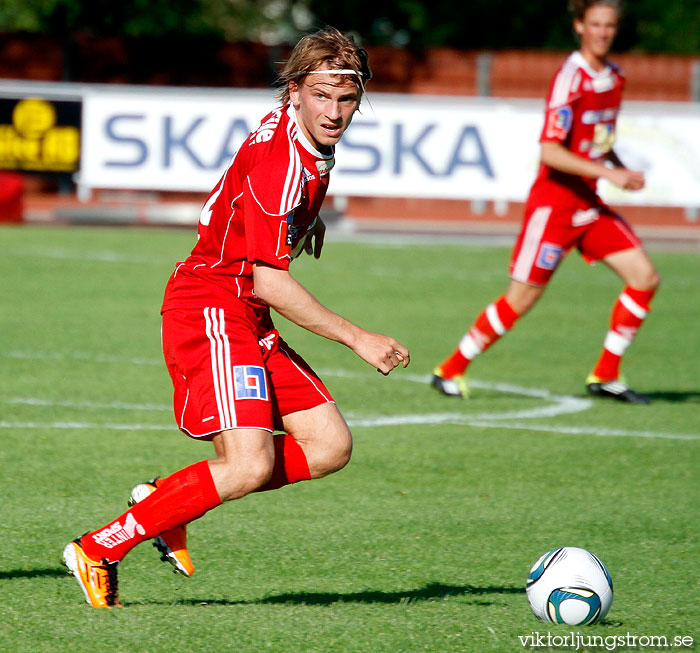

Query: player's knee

[632,268,660,292]
[309,428,353,477]
[646,269,661,291]
[328,431,353,472]
[214,454,274,500]
[244,456,275,491]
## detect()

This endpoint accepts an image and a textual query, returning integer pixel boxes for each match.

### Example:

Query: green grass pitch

[0,224,697,652]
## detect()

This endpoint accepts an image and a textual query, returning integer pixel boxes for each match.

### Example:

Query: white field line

[4,350,160,366]
[9,247,171,265]
[466,420,700,441]
[1,356,697,440]
[0,420,171,431]
[323,369,699,440]
[6,397,171,411]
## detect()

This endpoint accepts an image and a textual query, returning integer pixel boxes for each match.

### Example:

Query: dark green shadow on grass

[0,567,67,579]
[155,582,525,608]
[643,390,700,403]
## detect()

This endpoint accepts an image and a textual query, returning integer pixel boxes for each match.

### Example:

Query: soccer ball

[526,547,613,625]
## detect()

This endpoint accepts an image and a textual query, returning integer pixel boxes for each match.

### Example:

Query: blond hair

[569,0,623,20]
[275,27,372,105]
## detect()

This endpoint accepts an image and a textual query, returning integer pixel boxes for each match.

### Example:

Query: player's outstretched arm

[253,262,410,375]
[540,141,644,191]
[604,149,646,190]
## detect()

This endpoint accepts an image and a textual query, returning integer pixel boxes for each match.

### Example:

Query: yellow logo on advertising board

[0,98,80,172]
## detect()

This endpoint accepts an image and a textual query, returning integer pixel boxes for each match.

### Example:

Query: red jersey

[530,50,625,205]
[162,105,335,317]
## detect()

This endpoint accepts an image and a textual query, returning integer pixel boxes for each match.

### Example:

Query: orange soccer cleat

[128,478,195,577]
[62,537,121,608]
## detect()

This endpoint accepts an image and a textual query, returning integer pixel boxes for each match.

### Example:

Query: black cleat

[431,369,469,398]
[586,377,650,404]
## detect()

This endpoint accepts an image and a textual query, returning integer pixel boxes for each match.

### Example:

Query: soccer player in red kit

[63,27,410,608]
[432,0,658,404]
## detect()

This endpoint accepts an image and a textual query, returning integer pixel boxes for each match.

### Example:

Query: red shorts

[161,305,334,440]
[509,201,642,286]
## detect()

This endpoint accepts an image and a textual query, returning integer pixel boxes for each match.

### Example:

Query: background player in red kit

[432,0,658,404]
[63,27,409,608]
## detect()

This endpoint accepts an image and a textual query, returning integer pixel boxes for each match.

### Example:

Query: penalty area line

[1,363,696,441]
[327,370,699,441]
[344,413,699,441]
[466,419,700,441]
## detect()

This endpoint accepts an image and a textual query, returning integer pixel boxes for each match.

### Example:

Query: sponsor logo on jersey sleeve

[545,105,572,140]
[536,243,563,270]
[248,109,283,146]
[233,365,269,400]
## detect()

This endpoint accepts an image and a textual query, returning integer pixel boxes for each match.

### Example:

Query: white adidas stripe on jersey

[550,54,581,108]
[281,119,302,215]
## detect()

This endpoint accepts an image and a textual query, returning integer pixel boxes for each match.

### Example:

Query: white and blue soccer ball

[526,547,613,625]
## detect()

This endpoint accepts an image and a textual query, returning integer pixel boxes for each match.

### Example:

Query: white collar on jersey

[287,105,335,160]
[572,50,613,79]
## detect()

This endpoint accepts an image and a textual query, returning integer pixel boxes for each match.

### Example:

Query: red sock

[438,296,519,378]
[592,286,656,381]
[256,434,311,492]
[81,460,221,562]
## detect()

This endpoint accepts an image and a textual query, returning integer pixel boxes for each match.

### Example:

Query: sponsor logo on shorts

[233,365,269,401]
[536,243,563,270]
[258,334,276,351]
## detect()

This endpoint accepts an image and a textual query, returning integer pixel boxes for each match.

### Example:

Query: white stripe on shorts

[512,206,552,283]
[203,307,236,429]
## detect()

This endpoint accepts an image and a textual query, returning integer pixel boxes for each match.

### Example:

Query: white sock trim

[619,293,648,319]
[485,302,506,335]
[458,333,482,360]
[604,330,632,356]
